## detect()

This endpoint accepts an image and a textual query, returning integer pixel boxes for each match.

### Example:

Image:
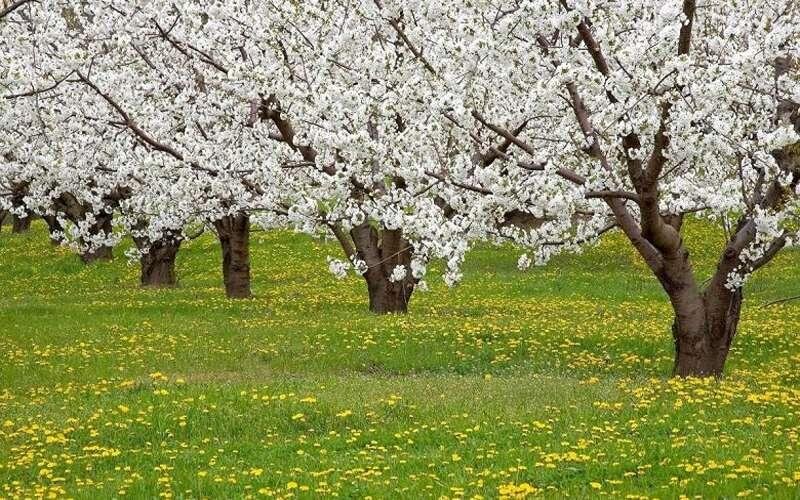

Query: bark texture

[134,236,181,288]
[348,223,416,314]
[11,214,31,233]
[214,214,252,299]
[666,259,744,378]
[671,296,743,377]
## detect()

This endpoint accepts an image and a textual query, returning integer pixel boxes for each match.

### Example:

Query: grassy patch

[1,221,800,498]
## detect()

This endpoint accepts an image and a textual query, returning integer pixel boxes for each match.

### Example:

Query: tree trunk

[79,213,114,263]
[365,273,413,314]
[214,214,251,299]
[0,210,6,232]
[80,244,113,263]
[671,289,743,378]
[8,182,31,234]
[349,223,416,314]
[42,215,63,245]
[139,239,181,287]
[12,215,31,233]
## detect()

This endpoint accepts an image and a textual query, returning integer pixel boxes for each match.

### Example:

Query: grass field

[2,221,800,499]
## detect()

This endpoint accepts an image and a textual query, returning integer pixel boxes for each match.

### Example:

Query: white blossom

[389,265,408,283]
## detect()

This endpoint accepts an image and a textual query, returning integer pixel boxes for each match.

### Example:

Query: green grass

[1,221,800,499]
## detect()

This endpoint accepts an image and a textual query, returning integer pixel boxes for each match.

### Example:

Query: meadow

[1,221,800,499]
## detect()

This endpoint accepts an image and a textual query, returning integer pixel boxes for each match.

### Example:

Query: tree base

[672,347,727,378]
[140,255,178,287]
[12,215,31,233]
[78,213,114,264]
[224,283,252,299]
[671,290,742,378]
[368,288,411,314]
[80,246,113,264]
[215,214,252,299]
[366,276,414,314]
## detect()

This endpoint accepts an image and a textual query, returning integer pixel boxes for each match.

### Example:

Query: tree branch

[0,0,35,20]
[425,170,494,196]
[154,20,229,74]
[471,110,586,185]
[3,71,75,100]
[585,190,640,203]
[678,0,697,56]
[373,0,437,76]
[328,222,357,260]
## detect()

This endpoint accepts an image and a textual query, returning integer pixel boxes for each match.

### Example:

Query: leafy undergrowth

[1,221,800,498]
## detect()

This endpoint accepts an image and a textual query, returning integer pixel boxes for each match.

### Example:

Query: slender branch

[748,234,788,273]
[481,120,528,167]
[763,294,800,308]
[373,0,437,75]
[259,95,327,172]
[564,80,664,271]
[154,20,229,74]
[471,110,586,185]
[472,110,535,156]
[0,0,35,20]
[559,0,618,104]
[328,222,357,260]
[77,73,187,163]
[425,170,493,196]
[3,71,75,100]
[585,190,640,203]
[543,220,618,247]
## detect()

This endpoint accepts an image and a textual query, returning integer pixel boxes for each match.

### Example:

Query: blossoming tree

[0,0,37,234]
[1,2,138,263]
[10,0,797,354]
[2,0,469,310]
[391,0,800,376]
[226,0,471,312]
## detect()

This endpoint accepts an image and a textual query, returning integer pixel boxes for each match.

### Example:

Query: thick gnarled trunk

[349,223,416,314]
[137,238,181,288]
[214,214,251,299]
[640,221,747,378]
[79,213,114,263]
[366,276,413,314]
[671,289,743,377]
[12,214,31,233]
